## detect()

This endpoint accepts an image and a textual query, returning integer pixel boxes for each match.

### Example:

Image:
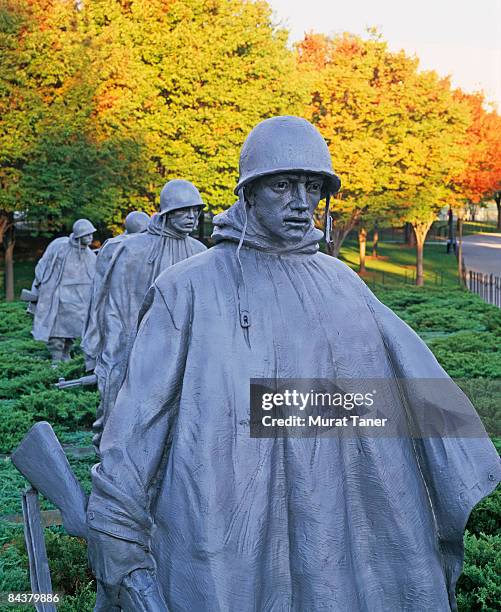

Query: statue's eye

[307,182,321,192]
[275,181,289,190]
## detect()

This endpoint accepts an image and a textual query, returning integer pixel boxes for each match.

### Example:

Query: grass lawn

[464,220,501,236]
[339,239,460,287]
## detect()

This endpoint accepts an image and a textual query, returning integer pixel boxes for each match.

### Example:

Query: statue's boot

[62,338,74,362]
[47,337,65,362]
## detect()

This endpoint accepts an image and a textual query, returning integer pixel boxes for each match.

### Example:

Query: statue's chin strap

[324,192,332,245]
[236,189,251,345]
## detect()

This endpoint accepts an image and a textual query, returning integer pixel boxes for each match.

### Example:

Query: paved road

[462,233,501,276]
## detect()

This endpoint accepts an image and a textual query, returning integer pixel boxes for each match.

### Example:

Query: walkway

[462,233,501,276]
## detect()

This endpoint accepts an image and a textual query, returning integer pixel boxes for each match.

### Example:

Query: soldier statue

[29,219,96,362]
[82,210,150,371]
[83,180,206,449]
[86,116,500,611]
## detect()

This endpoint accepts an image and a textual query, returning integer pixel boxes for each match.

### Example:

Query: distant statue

[86,116,500,611]
[81,211,150,371]
[82,181,206,449]
[28,219,96,362]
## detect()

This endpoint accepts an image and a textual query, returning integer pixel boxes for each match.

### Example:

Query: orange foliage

[454,91,501,203]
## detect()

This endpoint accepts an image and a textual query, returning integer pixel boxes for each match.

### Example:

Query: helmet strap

[324,193,332,244]
[236,188,251,339]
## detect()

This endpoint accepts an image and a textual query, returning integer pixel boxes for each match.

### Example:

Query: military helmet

[159,179,205,215]
[124,210,149,234]
[234,115,341,196]
[72,218,97,239]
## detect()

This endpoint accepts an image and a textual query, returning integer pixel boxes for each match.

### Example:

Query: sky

[268,0,501,110]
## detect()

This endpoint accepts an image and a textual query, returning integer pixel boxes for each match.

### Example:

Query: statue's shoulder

[43,236,69,256]
[155,245,217,291]
[186,236,208,253]
[315,251,362,280]
[109,232,152,260]
[49,236,69,248]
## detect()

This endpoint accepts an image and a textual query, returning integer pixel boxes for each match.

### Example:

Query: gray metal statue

[84,116,500,611]
[27,219,96,362]
[82,181,206,449]
[81,210,150,372]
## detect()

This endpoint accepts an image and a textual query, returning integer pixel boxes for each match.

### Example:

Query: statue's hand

[84,354,96,372]
[119,568,169,612]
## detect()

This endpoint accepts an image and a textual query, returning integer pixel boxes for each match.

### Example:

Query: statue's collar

[147,213,189,240]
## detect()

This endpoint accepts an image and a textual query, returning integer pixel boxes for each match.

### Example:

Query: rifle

[11,422,88,539]
[54,373,97,390]
[11,423,88,610]
[20,288,38,315]
[12,422,167,611]
[21,488,57,612]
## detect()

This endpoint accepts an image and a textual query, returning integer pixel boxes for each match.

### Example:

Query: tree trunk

[0,211,15,300]
[0,211,8,245]
[411,218,434,286]
[372,225,379,257]
[447,207,455,253]
[4,232,15,302]
[495,193,501,230]
[404,222,416,246]
[457,211,464,283]
[469,203,477,222]
[358,227,367,273]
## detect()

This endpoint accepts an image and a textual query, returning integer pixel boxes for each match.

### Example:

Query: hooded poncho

[82,214,206,433]
[82,233,130,367]
[31,236,96,342]
[88,200,500,611]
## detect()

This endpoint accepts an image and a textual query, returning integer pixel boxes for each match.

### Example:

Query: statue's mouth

[284,217,310,228]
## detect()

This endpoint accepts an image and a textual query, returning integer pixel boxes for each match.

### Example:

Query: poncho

[84,214,206,431]
[31,236,96,342]
[88,200,500,611]
[82,233,129,366]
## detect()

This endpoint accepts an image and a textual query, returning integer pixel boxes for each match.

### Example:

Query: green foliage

[1,0,308,232]
[429,335,501,380]
[457,532,501,611]
[374,286,498,332]
[467,487,501,538]
[0,302,98,453]
[58,582,96,612]
[44,531,94,596]
[0,524,29,594]
[0,524,95,610]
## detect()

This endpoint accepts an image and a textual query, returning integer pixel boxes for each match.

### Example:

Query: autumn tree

[298,32,470,286]
[297,32,421,257]
[79,0,307,222]
[0,0,152,297]
[452,91,501,229]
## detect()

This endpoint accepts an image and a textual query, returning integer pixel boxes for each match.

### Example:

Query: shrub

[457,531,501,611]
[467,487,501,538]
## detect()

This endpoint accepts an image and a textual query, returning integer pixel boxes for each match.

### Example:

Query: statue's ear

[243,185,255,207]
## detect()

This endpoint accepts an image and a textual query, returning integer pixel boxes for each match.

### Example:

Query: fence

[364,268,445,288]
[465,269,501,307]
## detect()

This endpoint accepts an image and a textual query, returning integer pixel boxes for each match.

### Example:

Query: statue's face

[246,173,324,245]
[166,207,199,234]
[79,233,93,246]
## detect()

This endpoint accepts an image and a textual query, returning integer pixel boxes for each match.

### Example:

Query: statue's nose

[291,183,308,210]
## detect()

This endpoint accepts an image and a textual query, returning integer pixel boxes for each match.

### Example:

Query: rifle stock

[11,422,89,539]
